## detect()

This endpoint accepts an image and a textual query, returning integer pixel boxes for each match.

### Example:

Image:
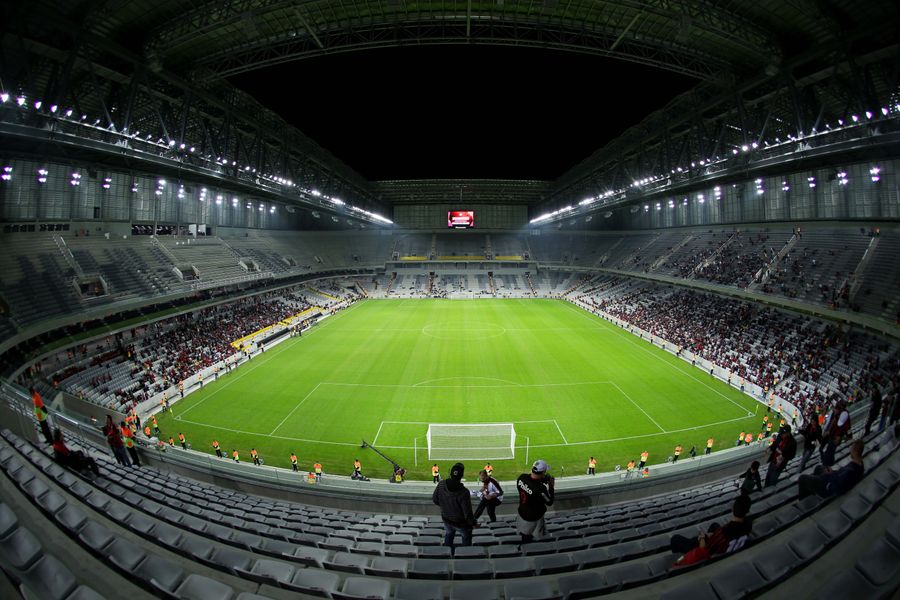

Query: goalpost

[426,423,517,461]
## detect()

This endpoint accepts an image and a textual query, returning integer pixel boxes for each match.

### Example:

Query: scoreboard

[447,210,475,229]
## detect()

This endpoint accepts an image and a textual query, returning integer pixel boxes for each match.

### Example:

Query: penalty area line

[553,420,570,445]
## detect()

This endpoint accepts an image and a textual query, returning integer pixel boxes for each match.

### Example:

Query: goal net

[426,423,516,461]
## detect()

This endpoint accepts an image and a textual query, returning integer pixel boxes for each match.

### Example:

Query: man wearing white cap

[516,459,555,545]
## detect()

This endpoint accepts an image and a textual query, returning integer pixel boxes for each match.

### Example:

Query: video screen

[448,210,475,229]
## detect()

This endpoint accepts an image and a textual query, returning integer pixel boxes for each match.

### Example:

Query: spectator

[473,469,504,523]
[103,415,130,466]
[671,494,753,567]
[765,424,797,487]
[821,403,851,467]
[738,460,763,495]
[516,459,555,545]
[798,439,865,499]
[52,428,100,476]
[864,387,883,435]
[432,462,476,550]
[798,413,822,471]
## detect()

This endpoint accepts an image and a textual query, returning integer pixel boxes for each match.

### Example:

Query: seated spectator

[671,494,753,567]
[738,460,763,495]
[52,428,100,476]
[798,438,864,500]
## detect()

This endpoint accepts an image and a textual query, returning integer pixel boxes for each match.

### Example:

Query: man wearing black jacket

[516,459,555,545]
[432,462,476,550]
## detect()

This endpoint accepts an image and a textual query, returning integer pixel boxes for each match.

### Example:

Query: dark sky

[230,45,696,181]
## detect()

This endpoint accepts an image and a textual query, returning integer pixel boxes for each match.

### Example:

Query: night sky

[230,45,696,182]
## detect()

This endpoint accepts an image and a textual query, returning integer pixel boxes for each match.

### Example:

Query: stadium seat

[20,555,78,600]
[287,568,341,597]
[105,538,148,571]
[394,579,444,600]
[448,581,501,600]
[504,579,560,600]
[334,576,392,600]
[856,539,900,586]
[0,503,18,537]
[172,573,235,600]
[0,527,43,570]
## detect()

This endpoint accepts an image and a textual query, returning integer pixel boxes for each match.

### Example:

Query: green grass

[156,299,763,480]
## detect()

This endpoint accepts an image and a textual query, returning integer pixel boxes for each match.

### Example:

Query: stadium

[0,2,898,599]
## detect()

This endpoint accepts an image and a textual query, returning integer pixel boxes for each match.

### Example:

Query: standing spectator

[673,445,683,463]
[313,461,323,481]
[864,388,883,436]
[484,463,494,478]
[821,403,851,467]
[689,445,697,459]
[432,464,440,483]
[798,414,822,471]
[738,461,763,495]
[232,449,239,462]
[765,425,796,487]
[52,428,100,476]
[473,469,503,523]
[178,432,187,450]
[516,459,555,546]
[639,451,649,469]
[291,452,299,472]
[353,458,362,479]
[250,448,260,466]
[798,439,865,499]
[120,421,141,467]
[212,440,222,458]
[432,462,476,550]
[33,393,53,445]
[706,437,714,455]
[103,415,130,466]
[588,456,597,475]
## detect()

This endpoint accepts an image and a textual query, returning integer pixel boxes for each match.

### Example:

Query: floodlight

[16,96,25,106]
[49,104,57,113]
[34,100,42,109]
[0,93,8,102]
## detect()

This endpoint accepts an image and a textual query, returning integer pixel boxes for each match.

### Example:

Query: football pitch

[157,299,762,480]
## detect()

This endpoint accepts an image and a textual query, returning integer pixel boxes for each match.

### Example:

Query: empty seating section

[392,234,432,258]
[0,420,896,599]
[0,237,79,327]
[436,234,486,258]
[160,239,248,282]
[761,229,872,307]
[854,229,900,321]
[490,235,527,258]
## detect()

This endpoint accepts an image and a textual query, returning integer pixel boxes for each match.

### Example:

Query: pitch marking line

[175,301,365,420]
[609,381,667,433]
[169,414,749,450]
[562,302,751,417]
[553,419,570,444]
[373,419,568,447]
[269,383,323,436]
[318,380,613,389]
[372,421,386,446]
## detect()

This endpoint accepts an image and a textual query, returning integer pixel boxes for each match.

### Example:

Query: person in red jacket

[670,494,753,567]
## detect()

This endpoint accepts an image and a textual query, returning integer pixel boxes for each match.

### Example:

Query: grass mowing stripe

[562,301,753,416]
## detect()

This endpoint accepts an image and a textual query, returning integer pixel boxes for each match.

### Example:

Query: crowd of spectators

[694,232,774,287]
[577,278,899,422]
[42,285,345,412]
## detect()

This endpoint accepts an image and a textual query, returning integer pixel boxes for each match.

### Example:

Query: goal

[426,423,516,461]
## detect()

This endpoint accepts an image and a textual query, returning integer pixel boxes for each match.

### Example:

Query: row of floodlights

[533,166,885,223]
[1,92,394,224]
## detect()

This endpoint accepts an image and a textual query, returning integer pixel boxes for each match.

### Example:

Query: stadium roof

[2,1,898,211]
